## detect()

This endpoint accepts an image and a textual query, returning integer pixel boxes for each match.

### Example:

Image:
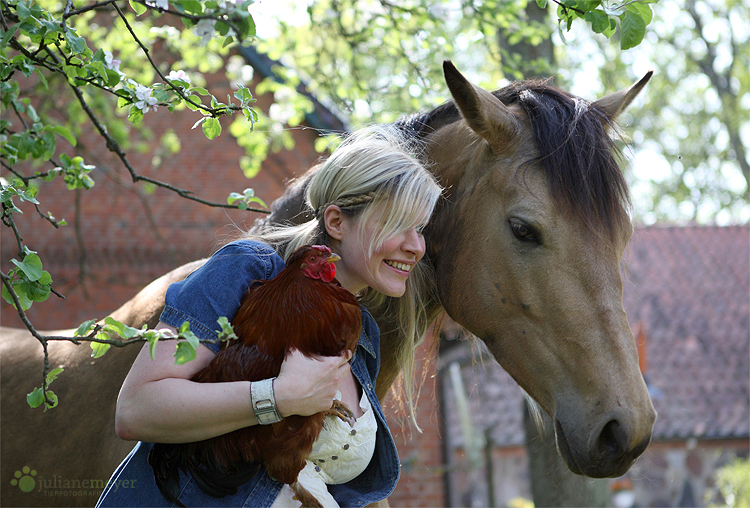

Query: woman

[96,125,443,507]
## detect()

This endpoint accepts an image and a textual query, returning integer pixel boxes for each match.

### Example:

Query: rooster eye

[509,218,539,243]
[309,256,317,262]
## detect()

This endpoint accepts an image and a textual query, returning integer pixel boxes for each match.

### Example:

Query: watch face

[251,379,281,424]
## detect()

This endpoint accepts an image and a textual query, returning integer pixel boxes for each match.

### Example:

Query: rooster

[149,245,362,507]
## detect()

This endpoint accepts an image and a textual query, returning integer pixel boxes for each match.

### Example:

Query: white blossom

[193,19,216,46]
[145,0,169,10]
[133,83,158,113]
[103,50,122,74]
[166,70,191,84]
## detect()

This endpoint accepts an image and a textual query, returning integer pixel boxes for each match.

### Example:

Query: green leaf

[27,388,45,409]
[105,68,122,87]
[174,341,197,365]
[174,321,200,364]
[16,1,31,20]
[46,367,64,385]
[586,10,612,35]
[202,117,221,139]
[178,321,192,335]
[64,30,87,54]
[128,106,144,125]
[104,316,139,339]
[1,27,17,47]
[34,68,49,90]
[129,0,148,15]
[38,270,52,285]
[620,9,646,49]
[145,331,160,360]
[216,316,238,342]
[75,319,97,336]
[11,253,43,281]
[245,14,256,38]
[91,331,112,358]
[2,282,32,311]
[536,0,549,8]
[185,331,200,351]
[49,125,77,146]
[43,390,58,410]
[627,2,653,26]
[19,280,50,303]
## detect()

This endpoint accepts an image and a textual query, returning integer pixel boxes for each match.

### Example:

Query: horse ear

[593,71,653,122]
[443,60,519,144]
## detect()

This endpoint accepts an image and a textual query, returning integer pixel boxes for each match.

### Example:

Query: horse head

[422,61,656,478]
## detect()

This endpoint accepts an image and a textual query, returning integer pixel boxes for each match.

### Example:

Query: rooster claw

[291,481,324,508]
[325,400,356,426]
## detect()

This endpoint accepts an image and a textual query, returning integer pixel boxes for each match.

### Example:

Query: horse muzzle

[554,405,656,478]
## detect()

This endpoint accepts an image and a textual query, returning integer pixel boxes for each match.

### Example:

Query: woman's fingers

[275,349,352,417]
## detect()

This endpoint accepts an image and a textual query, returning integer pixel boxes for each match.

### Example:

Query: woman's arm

[115,322,352,444]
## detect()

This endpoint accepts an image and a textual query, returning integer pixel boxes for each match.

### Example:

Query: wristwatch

[251,378,282,425]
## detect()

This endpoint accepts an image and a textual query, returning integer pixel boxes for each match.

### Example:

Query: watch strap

[251,378,282,425]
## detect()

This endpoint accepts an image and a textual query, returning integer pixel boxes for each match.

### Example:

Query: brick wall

[385,339,447,507]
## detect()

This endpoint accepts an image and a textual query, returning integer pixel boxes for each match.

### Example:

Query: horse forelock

[395,81,632,242]
[512,83,632,241]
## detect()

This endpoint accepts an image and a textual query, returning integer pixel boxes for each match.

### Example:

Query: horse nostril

[597,419,628,457]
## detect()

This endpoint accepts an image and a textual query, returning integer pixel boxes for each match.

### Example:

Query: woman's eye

[509,220,538,243]
[416,224,427,235]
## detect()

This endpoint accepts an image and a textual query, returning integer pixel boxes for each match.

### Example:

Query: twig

[549,0,585,16]
[1,203,25,258]
[61,0,118,18]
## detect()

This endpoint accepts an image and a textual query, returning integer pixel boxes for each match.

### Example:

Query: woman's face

[328,205,428,297]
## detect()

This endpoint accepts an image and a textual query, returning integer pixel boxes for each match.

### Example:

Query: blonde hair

[248,125,443,427]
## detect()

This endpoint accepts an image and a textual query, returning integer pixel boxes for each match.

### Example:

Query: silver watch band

[251,377,282,425]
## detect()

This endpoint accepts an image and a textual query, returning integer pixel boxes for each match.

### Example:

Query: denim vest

[96,240,400,507]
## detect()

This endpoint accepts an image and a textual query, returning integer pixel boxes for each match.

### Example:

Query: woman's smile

[384,260,414,273]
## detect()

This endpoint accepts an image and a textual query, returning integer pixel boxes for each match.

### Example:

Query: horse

[1,61,656,507]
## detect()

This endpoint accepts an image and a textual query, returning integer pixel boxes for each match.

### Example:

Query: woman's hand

[274,349,352,418]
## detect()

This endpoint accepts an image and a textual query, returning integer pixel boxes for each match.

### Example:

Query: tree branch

[685,0,749,198]
[39,45,268,213]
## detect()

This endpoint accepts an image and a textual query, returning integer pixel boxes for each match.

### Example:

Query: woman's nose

[402,228,426,260]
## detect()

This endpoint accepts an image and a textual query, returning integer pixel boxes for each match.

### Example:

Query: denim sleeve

[160,240,285,353]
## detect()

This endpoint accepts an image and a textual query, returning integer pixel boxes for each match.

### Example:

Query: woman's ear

[323,205,345,241]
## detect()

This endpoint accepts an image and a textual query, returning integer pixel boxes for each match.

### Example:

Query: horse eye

[509,219,538,243]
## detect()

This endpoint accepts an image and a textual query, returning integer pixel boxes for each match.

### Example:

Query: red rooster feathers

[149,245,362,506]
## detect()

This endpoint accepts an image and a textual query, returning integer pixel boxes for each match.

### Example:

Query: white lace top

[270,390,377,508]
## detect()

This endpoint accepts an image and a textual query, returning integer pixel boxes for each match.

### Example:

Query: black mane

[395,81,632,240]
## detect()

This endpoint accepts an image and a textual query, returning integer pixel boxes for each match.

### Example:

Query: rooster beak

[328,253,341,263]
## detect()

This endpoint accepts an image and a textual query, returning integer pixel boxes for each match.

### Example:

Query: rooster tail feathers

[149,441,263,502]
[148,443,187,507]
[190,460,263,499]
